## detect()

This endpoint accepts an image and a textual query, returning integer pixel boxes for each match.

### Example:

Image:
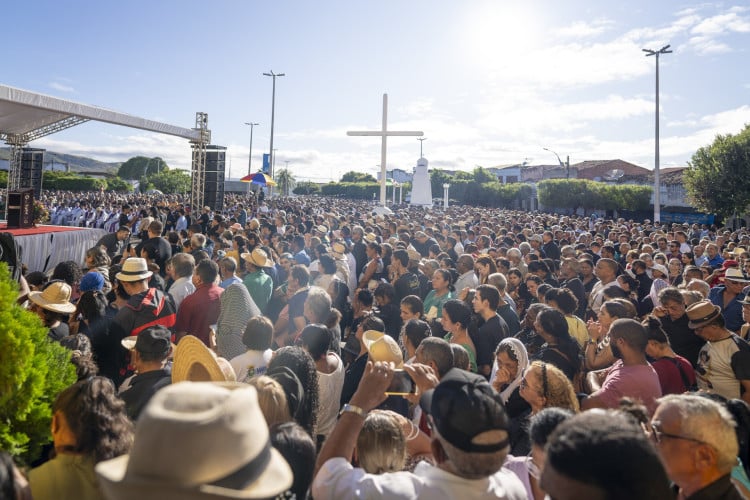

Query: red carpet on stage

[0,224,89,236]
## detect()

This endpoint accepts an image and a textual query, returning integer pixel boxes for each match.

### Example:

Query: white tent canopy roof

[0,84,201,141]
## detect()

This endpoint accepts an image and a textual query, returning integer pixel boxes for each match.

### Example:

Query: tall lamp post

[543,147,570,179]
[643,44,672,224]
[418,137,427,158]
[244,122,259,175]
[443,183,450,210]
[263,70,285,196]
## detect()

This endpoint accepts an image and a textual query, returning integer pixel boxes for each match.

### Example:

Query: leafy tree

[117,156,167,180]
[145,168,191,194]
[106,177,133,192]
[0,170,7,188]
[429,169,452,200]
[340,171,376,183]
[0,263,76,463]
[472,166,496,183]
[276,169,296,196]
[293,181,320,195]
[684,124,750,219]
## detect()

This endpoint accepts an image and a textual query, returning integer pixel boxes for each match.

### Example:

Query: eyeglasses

[650,422,708,446]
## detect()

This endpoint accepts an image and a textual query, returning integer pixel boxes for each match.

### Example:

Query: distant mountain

[0,147,121,174]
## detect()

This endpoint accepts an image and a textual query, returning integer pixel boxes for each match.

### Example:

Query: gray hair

[487,273,507,292]
[507,248,522,260]
[656,394,738,472]
[305,286,332,322]
[434,427,508,479]
[685,279,710,299]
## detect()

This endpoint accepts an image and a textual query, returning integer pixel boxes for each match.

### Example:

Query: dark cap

[420,368,509,453]
[135,326,172,356]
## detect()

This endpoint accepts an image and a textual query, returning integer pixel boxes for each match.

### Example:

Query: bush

[106,177,133,192]
[293,181,320,195]
[42,171,106,191]
[0,264,77,463]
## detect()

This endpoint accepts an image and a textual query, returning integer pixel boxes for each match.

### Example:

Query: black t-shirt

[394,272,421,303]
[470,314,509,375]
[119,368,172,420]
[661,314,706,368]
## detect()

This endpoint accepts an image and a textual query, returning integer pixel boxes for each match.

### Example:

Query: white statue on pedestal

[410,157,432,207]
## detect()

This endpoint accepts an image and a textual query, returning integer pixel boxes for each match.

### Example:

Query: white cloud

[555,19,614,38]
[48,82,75,93]
[691,11,750,35]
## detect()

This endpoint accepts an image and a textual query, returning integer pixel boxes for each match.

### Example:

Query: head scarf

[490,337,530,404]
[215,283,261,360]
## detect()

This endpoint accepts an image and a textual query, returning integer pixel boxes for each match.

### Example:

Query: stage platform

[0,223,107,273]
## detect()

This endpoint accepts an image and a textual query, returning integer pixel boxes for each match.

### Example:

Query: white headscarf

[490,337,530,404]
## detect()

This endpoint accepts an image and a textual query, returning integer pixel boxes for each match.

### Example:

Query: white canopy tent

[0,84,210,209]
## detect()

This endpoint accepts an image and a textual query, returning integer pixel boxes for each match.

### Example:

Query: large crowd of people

[4,188,750,499]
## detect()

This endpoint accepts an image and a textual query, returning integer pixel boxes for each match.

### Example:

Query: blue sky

[3,1,749,182]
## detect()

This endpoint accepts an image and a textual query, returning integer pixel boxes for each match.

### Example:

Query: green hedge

[0,264,77,463]
[537,179,652,213]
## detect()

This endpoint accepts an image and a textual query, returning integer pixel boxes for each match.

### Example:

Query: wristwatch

[339,403,367,419]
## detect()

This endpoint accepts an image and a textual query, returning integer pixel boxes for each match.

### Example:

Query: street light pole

[543,147,570,179]
[418,137,427,158]
[244,122,259,175]
[643,44,672,224]
[263,70,285,196]
[443,183,450,210]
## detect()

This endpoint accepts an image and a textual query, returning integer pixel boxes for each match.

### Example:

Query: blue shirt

[709,286,745,332]
[220,275,243,289]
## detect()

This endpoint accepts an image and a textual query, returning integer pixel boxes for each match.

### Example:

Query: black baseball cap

[420,368,509,453]
[134,326,172,356]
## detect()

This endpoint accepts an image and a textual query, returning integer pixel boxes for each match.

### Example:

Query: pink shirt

[592,360,662,415]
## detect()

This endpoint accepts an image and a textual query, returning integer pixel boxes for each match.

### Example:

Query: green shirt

[243,270,273,313]
[30,454,102,500]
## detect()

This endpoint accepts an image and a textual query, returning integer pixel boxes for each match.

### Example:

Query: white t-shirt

[230,349,273,383]
[316,353,345,438]
[312,457,526,500]
[697,336,750,400]
[169,276,196,312]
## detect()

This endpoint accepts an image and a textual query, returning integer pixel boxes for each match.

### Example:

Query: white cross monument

[347,94,423,206]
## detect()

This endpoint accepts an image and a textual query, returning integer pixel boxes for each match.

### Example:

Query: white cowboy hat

[116,258,153,282]
[95,382,293,500]
[28,281,76,314]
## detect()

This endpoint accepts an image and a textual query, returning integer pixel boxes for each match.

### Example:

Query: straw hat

[116,258,153,282]
[172,336,234,383]
[363,330,403,368]
[28,281,76,314]
[364,232,377,243]
[686,300,722,329]
[95,382,293,500]
[241,248,273,269]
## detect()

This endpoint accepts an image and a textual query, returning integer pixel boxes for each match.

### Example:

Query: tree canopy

[117,156,168,180]
[683,124,750,219]
[340,171,376,183]
[142,168,191,194]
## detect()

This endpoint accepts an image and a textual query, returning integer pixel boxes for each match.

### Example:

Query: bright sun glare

[462,4,545,68]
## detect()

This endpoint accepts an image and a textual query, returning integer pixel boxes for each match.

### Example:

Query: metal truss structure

[3,116,90,191]
[190,112,211,213]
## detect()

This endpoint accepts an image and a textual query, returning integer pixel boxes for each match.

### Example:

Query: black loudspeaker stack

[20,148,44,198]
[203,145,226,211]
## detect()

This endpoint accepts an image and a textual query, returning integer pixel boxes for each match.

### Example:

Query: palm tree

[275,168,296,196]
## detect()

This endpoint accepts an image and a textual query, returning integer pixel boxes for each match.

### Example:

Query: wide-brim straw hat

[241,248,273,269]
[172,336,234,383]
[96,382,293,500]
[28,281,76,314]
